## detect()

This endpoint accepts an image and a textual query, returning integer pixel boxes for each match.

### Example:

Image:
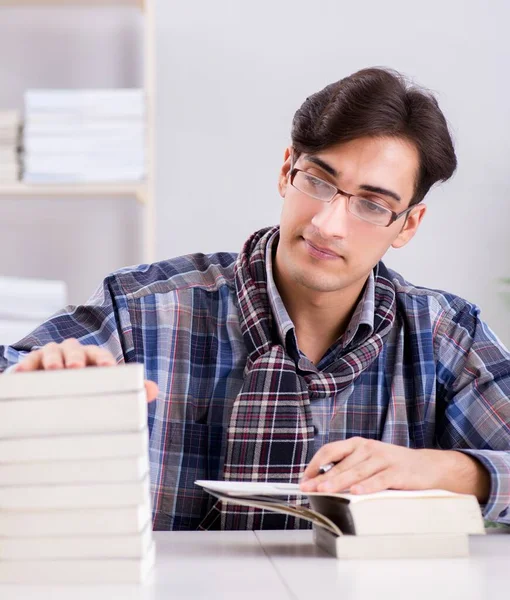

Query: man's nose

[310,194,350,239]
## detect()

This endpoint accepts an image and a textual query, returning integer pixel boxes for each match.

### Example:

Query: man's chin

[290,269,350,294]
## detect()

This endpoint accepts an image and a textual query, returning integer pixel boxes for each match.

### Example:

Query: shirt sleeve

[435,298,510,524]
[0,273,134,373]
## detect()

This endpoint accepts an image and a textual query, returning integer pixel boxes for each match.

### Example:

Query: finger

[301,445,373,492]
[349,469,394,495]
[15,350,44,372]
[144,380,159,403]
[60,338,88,368]
[83,346,116,367]
[317,456,388,493]
[302,437,363,481]
[41,343,65,370]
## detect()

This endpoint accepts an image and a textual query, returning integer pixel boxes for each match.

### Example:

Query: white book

[313,527,470,559]
[0,428,148,463]
[0,543,155,584]
[195,481,486,537]
[25,89,144,109]
[0,522,153,560]
[0,476,150,510]
[0,274,66,320]
[24,154,146,172]
[24,121,145,136]
[0,363,144,399]
[0,455,149,486]
[25,134,146,154]
[0,502,151,537]
[23,170,145,183]
[0,389,148,438]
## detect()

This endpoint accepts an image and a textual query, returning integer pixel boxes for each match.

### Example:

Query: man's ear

[277,146,293,198]
[391,204,427,249]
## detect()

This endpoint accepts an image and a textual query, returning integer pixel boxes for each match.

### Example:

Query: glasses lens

[350,197,392,226]
[293,171,335,201]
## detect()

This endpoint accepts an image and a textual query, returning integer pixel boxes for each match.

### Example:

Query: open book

[195,480,486,559]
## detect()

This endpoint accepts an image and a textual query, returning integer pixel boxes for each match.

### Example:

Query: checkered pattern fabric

[200,226,397,530]
[1,226,509,529]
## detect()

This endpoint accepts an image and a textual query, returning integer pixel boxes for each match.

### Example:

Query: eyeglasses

[289,168,415,227]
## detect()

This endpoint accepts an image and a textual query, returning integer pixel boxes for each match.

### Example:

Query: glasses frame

[289,167,416,227]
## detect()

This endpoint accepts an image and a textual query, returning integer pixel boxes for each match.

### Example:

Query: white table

[1,529,509,600]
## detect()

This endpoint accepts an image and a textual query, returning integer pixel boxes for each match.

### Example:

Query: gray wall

[0,6,143,305]
[1,2,509,347]
[155,0,510,346]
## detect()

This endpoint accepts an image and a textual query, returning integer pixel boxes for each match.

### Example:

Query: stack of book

[0,275,67,345]
[23,89,146,184]
[196,480,486,559]
[0,364,155,583]
[0,110,21,183]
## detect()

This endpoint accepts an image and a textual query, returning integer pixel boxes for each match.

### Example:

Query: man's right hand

[13,338,159,403]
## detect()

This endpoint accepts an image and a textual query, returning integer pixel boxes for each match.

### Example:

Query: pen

[318,461,336,475]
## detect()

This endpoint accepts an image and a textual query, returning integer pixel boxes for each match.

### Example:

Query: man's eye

[357,199,388,214]
[304,175,329,190]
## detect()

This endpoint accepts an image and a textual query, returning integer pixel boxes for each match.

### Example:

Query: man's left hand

[300,437,490,502]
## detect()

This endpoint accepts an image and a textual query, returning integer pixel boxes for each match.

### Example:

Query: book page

[204,489,343,536]
[195,480,462,502]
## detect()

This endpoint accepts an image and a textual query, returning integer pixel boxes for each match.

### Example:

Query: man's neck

[273,259,369,364]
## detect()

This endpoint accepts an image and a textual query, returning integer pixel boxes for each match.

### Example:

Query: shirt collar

[265,230,376,359]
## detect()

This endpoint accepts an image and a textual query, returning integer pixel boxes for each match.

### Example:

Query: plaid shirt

[1,230,509,529]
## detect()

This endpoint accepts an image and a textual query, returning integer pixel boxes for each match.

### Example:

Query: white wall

[1,2,509,347]
[154,0,510,346]
[0,6,143,305]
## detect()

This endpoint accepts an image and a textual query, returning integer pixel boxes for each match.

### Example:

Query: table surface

[1,529,509,600]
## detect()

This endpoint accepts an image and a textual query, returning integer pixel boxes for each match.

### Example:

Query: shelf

[0,0,144,8]
[0,182,147,203]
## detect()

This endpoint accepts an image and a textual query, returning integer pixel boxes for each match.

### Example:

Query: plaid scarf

[200,225,396,530]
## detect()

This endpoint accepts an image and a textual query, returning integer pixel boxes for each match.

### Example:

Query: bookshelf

[0,0,156,262]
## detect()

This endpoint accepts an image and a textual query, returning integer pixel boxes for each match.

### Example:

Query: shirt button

[498,508,508,519]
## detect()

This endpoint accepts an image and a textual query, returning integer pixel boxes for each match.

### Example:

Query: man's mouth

[302,238,342,260]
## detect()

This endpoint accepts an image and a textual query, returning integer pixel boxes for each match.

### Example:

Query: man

[1,67,509,531]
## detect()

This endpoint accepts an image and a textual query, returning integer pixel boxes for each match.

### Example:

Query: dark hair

[291,67,457,205]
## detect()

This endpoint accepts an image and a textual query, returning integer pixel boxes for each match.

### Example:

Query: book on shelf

[23,170,145,184]
[24,153,146,172]
[22,89,147,184]
[25,89,144,109]
[24,120,145,136]
[0,274,67,321]
[196,480,486,559]
[25,134,145,154]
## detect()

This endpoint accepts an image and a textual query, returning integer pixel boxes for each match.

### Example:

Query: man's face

[276,136,425,295]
